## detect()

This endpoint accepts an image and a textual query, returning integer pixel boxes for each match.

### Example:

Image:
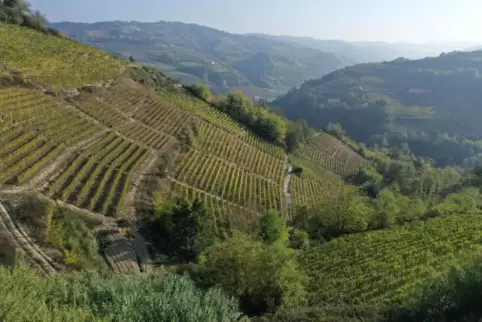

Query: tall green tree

[200,231,307,315]
[148,196,218,261]
[259,210,289,245]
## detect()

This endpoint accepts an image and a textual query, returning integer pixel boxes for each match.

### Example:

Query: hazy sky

[29,0,482,43]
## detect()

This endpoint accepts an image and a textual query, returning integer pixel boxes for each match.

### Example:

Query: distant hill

[274,51,482,166]
[49,21,349,99]
[249,34,474,64]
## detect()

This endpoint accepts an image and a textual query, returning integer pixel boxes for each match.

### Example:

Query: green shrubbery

[0,0,60,36]
[0,264,244,321]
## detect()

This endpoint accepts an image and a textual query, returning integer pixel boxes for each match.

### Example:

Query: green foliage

[0,264,244,321]
[46,209,102,269]
[218,90,287,144]
[308,185,371,239]
[274,51,482,168]
[200,231,307,315]
[259,210,289,245]
[146,195,219,261]
[393,256,482,321]
[288,229,310,251]
[126,65,178,90]
[299,215,482,306]
[370,189,400,229]
[435,188,480,216]
[285,120,314,153]
[188,83,213,102]
[0,0,59,35]
[10,196,105,270]
[325,122,346,140]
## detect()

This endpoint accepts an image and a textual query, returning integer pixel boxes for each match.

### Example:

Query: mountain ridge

[49,20,350,99]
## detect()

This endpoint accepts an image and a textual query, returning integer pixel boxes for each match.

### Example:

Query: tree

[200,231,307,315]
[189,83,212,102]
[371,188,399,229]
[325,122,346,140]
[289,229,310,250]
[259,210,289,245]
[148,196,218,261]
[311,185,371,239]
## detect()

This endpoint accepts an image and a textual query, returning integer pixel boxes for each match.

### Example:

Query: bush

[188,83,212,102]
[200,231,307,315]
[145,196,219,261]
[392,256,482,321]
[0,264,244,321]
[259,210,289,245]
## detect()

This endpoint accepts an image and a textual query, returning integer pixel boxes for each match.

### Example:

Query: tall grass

[0,264,245,322]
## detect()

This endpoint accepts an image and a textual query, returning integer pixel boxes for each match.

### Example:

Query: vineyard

[290,157,346,210]
[0,87,101,185]
[44,132,147,217]
[296,133,364,177]
[0,22,370,224]
[172,149,284,213]
[0,23,124,90]
[300,215,482,305]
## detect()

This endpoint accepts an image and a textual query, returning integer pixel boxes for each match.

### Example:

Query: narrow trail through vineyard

[0,199,58,275]
[283,153,292,213]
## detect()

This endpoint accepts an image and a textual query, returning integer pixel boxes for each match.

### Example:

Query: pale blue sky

[29,0,482,43]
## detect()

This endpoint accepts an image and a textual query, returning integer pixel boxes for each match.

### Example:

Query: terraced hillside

[0,22,365,274]
[295,133,365,177]
[0,23,124,91]
[300,215,482,305]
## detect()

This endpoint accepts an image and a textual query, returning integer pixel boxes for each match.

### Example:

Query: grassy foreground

[0,263,244,322]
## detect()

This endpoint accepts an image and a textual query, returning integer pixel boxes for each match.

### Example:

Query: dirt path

[0,199,58,275]
[120,150,159,220]
[283,154,293,215]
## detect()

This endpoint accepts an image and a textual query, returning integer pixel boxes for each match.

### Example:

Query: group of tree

[0,0,60,35]
[140,194,309,317]
[188,83,315,152]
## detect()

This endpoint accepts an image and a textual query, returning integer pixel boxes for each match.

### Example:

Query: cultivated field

[300,215,482,305]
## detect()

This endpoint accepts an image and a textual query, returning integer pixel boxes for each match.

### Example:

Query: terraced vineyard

[160,88,245,134]
[290,157,345,210]
[197,122,286,181]
[169,180,259,226]
[296,133,364,177]
[0,23,124,90]
[300,215,482,305]
[44,132,147,217]
[0,87,101,185]
[172,149,283,213]
[73,96,175,150]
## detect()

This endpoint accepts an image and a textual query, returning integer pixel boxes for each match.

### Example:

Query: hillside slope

[0,22,362,271]
[249,34,473,64]
[274,51,482,166]
[49,21,348,98]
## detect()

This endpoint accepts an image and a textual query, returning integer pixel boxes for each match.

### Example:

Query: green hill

[274,51,482,167]
[300,215,482,305]
[49,20,349,98]
[0,20,360,269]
[4,8,482,321]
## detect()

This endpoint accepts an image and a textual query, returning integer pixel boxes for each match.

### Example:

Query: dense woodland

[274,52,482,168]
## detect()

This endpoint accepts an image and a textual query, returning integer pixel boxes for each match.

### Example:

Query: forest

[274,52,482,167]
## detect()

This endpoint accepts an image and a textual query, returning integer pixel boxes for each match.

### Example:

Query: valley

[2,1,482,321]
